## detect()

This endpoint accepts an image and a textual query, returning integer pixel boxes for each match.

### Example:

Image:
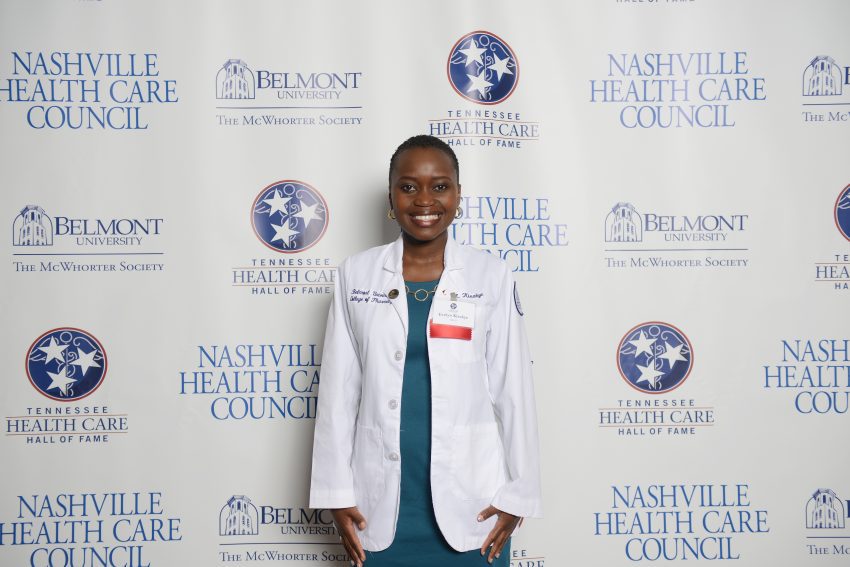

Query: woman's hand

[331,507,367,567]
[478,506,520,564]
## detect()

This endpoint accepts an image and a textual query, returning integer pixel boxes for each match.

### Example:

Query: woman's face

[389,147,460,244]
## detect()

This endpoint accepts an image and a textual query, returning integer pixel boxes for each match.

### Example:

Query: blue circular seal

[251,180,329,253]
[835,184,850,242]
[617,322,693,394]
[26,328,108,402]
[447,31,519,105]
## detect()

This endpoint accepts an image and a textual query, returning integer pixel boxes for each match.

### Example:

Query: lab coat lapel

[382,236,407,335]
[435,236,465,300]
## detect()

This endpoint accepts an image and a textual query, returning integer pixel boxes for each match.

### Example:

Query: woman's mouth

[410,213,442,227]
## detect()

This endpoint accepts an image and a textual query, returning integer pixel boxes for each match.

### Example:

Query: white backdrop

[2,1,850,566]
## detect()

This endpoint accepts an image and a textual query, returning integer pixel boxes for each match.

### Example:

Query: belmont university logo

[801,56,850,124]
[251,180,329,253]
[220,495,259,536]
[804,488,850,558]
[216,59,256,100]
[447,31,519,105]
[803,56,845,96]
[807,489,847,529]
[617,322,693,394]
[12,205,53,246]
[26,328,107,401]
[605,203,642,243]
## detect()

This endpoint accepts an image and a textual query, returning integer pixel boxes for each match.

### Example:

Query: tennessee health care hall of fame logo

[447,31,519,105]
[251,180,329,253]
[836,185,850,242]
[26,328,107,401]
[617,322,694,394]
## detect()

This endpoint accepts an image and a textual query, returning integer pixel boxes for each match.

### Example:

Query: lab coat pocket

[431,328,482,364]
[451,423,507,500]
[352,425,385,508]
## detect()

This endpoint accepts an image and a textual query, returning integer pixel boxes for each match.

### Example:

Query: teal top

[365,279,510,566]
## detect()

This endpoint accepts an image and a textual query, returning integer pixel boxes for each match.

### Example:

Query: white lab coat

[309,235,542,552]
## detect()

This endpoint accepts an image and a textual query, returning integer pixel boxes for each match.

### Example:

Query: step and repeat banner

[1,1,849,566]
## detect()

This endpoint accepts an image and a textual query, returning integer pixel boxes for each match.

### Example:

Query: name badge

[429,299,474,340]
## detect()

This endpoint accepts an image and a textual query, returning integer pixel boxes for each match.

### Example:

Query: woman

[310,135,542,566]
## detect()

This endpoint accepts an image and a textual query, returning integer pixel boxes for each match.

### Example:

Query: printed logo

[429,32,538,150]
[594,483,769,561]
[603,201,750,270]
[6,329,128,444]
[804,488,850,557]
[216,59,256,100]
[600,327,712,439]
[220,495,259,536]
[251,180,329,254]
[179,344,320,420]
[232,181,335,296]
[10,204,165,274]
[605,203,642,242]
[215,494,343,564]
[763,339,850,414]
[590,51,767,128]
[800,55,850,123]
[617,322,693,394]
[12,205,53,246]
[214,57,363,128]
[450,195,569,272]
[835,185,850,242]
[807,489,846,529]
[0,492,182,565]
[0,51,178,130]
[804,57,843,96]
[26,328,107,402]
[813,185,850,291]
[447,31,518,105]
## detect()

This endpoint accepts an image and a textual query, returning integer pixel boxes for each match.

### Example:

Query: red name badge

[429,320,472,340]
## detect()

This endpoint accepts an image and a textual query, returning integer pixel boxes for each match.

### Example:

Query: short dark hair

[388,135,459,186]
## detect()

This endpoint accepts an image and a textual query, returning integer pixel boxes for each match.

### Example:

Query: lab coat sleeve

[486,265,543,518]
[309,259,363,509]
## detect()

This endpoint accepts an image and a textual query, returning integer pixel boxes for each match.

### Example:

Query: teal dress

[366,279,510,567]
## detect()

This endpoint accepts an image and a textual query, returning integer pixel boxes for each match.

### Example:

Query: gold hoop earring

[455,207,463,219]
[387,208,396,220]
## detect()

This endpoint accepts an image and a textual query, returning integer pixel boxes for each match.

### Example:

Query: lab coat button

[388,399,399,410]
[388,452,399,461]
[394,351,403,361]
[388,289,399,299]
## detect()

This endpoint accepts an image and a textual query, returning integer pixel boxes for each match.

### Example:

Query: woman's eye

[400,184,415,192]
[434,184,448,192]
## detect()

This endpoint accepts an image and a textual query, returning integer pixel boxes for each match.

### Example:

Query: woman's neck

[401,231,447,282]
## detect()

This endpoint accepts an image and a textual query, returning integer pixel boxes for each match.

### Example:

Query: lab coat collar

[382,233,464,273]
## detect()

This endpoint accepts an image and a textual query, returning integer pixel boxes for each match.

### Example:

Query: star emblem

[263,190,292,217]
[270,220,299,245]
[70,347,101,375]
[488,53,513,82]
[38,337,67,365]
[635,362,665,389]
[628,331,655,358]
[466,70,493,97]
[458,39,486,67]
[46,367,76,397]
[293,202,322,229]
[658,341,688,368]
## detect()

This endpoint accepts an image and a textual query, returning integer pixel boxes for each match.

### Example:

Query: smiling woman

[310,135,542,567]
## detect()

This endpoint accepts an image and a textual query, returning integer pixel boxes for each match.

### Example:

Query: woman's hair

[388,134,459,186]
